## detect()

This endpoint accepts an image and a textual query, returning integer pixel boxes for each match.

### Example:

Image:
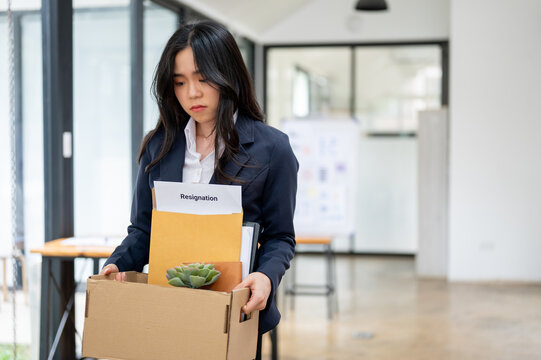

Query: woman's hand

[233,272,271,314]
[99,264,126,281]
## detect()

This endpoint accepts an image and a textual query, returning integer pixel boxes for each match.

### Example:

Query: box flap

[89,271,147,283]
[83,274,232,360]
[226,288,259,360]
[201,261,242,293]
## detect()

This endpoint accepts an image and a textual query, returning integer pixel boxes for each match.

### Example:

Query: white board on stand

[282,118,359,238]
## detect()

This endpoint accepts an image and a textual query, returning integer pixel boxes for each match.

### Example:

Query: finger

[233,280,248,291]
[243,291,266,313]
[243,297,264,314]
[122,272,126,281]
[115,272,121,282]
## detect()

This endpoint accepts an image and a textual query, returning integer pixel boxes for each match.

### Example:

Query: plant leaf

[168,277,185,287]
[198,268,210,279]
[189,275,206,288]
[166,268,177,279]
[204,272,220,286]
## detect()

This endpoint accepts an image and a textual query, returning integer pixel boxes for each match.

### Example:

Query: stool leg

[280,271,288,319]
[331,247,338,314]
[326,245,333,319]
[290,256,297,313]
[2,258,7,302]
[19,255,28,305]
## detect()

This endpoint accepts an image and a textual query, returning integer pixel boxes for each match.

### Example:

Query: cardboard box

[82,272,258,360]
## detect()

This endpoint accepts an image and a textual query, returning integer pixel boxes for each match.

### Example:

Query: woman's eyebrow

[173,70,201,77]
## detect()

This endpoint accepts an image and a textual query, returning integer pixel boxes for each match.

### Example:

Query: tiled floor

[2,255,541,359]
[0,291,31,344]
[262,255,541,360]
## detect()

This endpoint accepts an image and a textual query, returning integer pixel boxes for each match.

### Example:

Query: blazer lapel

[210,115,254,185]
[159,132,186,182]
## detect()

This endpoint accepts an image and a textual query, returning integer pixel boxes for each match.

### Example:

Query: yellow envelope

[148,209,243,286]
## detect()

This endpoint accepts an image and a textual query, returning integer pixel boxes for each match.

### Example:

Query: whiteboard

[282,118,359,237]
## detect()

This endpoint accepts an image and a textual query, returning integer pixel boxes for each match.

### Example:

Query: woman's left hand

[233,272,271,314]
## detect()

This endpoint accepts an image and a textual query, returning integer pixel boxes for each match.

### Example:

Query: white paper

[62,237,122,247]
[240,226,255,280]
[154,181,242,215]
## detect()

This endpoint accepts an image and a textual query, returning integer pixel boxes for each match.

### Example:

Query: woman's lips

[190,105,206,112]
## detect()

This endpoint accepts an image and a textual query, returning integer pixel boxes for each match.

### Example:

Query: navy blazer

[104,114,298,334]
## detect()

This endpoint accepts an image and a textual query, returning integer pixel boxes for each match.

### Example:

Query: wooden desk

[31,238,116,259]
[296,236,333,245]
[31,238,117,360]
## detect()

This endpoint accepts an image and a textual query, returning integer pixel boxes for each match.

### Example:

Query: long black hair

[139,20,264,182]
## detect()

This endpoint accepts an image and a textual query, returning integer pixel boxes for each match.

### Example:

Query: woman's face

[173,47,220,128]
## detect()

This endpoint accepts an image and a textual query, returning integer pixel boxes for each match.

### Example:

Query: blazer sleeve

[103,145,153,272]
[254,133,298,305]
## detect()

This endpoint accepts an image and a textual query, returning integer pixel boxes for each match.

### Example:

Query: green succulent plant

[166,263,221,289]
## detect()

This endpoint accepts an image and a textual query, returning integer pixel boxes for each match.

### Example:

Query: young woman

[100,20,298,337]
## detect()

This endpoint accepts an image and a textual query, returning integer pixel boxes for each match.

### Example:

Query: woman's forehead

[173,47,198,75]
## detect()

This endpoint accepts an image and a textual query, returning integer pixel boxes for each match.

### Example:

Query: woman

[100,20,298,338]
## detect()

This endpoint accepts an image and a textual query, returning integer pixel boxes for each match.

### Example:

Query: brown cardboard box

[82,272,258,360]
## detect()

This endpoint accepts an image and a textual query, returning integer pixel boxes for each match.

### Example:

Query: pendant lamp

[355,0,388,11]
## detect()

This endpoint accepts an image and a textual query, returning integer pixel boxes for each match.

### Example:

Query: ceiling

[173,0,315,40]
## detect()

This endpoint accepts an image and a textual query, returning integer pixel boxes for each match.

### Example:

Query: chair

[284,236,337,319]
[1,251,28,304]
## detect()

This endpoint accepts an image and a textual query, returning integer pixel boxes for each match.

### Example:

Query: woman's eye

[200,79,209,83]
[174,81,184,86]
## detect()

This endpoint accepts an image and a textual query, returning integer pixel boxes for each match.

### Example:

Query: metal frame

[13,12,25,284]
[41,0,75,359]
[130,0,144,187]
[263,40,450,121]
[42,0,74,243]
[285,244,338,320]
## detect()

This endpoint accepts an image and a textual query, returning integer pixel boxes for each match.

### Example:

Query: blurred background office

[0,0,540,359]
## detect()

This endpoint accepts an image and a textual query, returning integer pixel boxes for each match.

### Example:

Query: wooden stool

[284,237,338,319]
[1,253,28,304]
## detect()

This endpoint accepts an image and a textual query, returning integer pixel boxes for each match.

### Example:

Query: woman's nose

[188,82,202,98]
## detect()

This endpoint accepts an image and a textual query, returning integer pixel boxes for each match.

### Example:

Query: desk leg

[39,258,50,360]
[39,257,76,360]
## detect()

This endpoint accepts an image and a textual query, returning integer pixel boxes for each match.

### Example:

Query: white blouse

[182,113,236,184]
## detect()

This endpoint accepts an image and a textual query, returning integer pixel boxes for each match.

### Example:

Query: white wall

[449,0,541,281]
[353,136,418,253]
[260,0,449,44]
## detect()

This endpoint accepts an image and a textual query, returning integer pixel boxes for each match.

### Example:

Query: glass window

[0,17,12,259]
[0,11,44,359]
[21,13,44,259]
[21,13,44,360]
[235,36,255,79]
[266,47,351,128]
[73,8,131,237]
[143,4,179,133]
[267,44,444,253]
[354,45,442,134]
[292,67,310,117]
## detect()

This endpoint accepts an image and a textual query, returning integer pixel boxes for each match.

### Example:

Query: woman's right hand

[99,264,127,281]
